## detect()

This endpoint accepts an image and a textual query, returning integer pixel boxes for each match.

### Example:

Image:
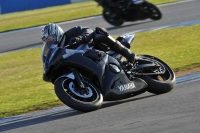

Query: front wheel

[137,55,176,94]
[145,2,162,20]
[54,76,103,112]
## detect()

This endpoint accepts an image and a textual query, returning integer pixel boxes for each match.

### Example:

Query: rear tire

[137,55,176,94]
[54,76,103,112]
[103,9,124,26]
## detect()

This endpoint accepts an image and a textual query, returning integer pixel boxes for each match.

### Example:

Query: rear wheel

[137,55,176,94]
[103,9,124,26]
[54,76,103,112]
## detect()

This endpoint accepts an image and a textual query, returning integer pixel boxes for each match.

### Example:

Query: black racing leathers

[57,26,93,48]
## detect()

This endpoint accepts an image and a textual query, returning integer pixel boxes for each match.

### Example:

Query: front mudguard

[43,72,51,82]
[54,72,75,84]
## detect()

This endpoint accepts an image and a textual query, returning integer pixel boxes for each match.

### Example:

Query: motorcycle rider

[98,0,126,7]
[41,23,135,63]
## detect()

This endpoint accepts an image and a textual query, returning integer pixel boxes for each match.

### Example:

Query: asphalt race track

[1,77,200,133]
[1,0,200,133]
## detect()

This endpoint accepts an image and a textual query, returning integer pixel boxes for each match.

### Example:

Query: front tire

[145,2,162,20]
[137,55,176,94]
[54,76,103,112]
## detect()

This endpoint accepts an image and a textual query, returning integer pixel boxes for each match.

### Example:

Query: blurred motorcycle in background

[95,0,162,26]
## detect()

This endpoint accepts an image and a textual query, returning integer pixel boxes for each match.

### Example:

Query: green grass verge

[0,24,200,118]
[132,26,200,71]
[0,0,178,33]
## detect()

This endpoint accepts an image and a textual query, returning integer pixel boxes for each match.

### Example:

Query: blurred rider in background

[97,0,126,7]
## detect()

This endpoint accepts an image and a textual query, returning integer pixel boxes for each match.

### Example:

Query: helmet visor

[42,35,56,44]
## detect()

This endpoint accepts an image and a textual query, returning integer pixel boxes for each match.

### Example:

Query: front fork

[72,69,85,89]
[72,69,91,95]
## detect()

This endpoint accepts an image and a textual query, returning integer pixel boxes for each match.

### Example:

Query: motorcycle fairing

[102,56,147,100]
[43,46,147,100]
[43,46,67,82]
[103,77,147,101]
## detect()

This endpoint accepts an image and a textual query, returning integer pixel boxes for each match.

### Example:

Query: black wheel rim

[147,6,161,20]
[103,11,123,26]
[143,57,172,81]
[150,8,160,18]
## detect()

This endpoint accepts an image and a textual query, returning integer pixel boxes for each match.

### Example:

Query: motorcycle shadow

[101,93,156,109]
[1,94,156,132]
[0,109,82,132]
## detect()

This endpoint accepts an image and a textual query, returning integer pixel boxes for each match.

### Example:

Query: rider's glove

[68,36,85,47]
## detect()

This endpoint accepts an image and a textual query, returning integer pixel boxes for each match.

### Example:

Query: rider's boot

[112,40,135,63]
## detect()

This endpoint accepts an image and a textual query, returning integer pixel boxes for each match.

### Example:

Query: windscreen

[41,42,57,63]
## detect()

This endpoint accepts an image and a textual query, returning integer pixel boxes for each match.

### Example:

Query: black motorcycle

[42,32,175,112]
[95,0,162,26]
